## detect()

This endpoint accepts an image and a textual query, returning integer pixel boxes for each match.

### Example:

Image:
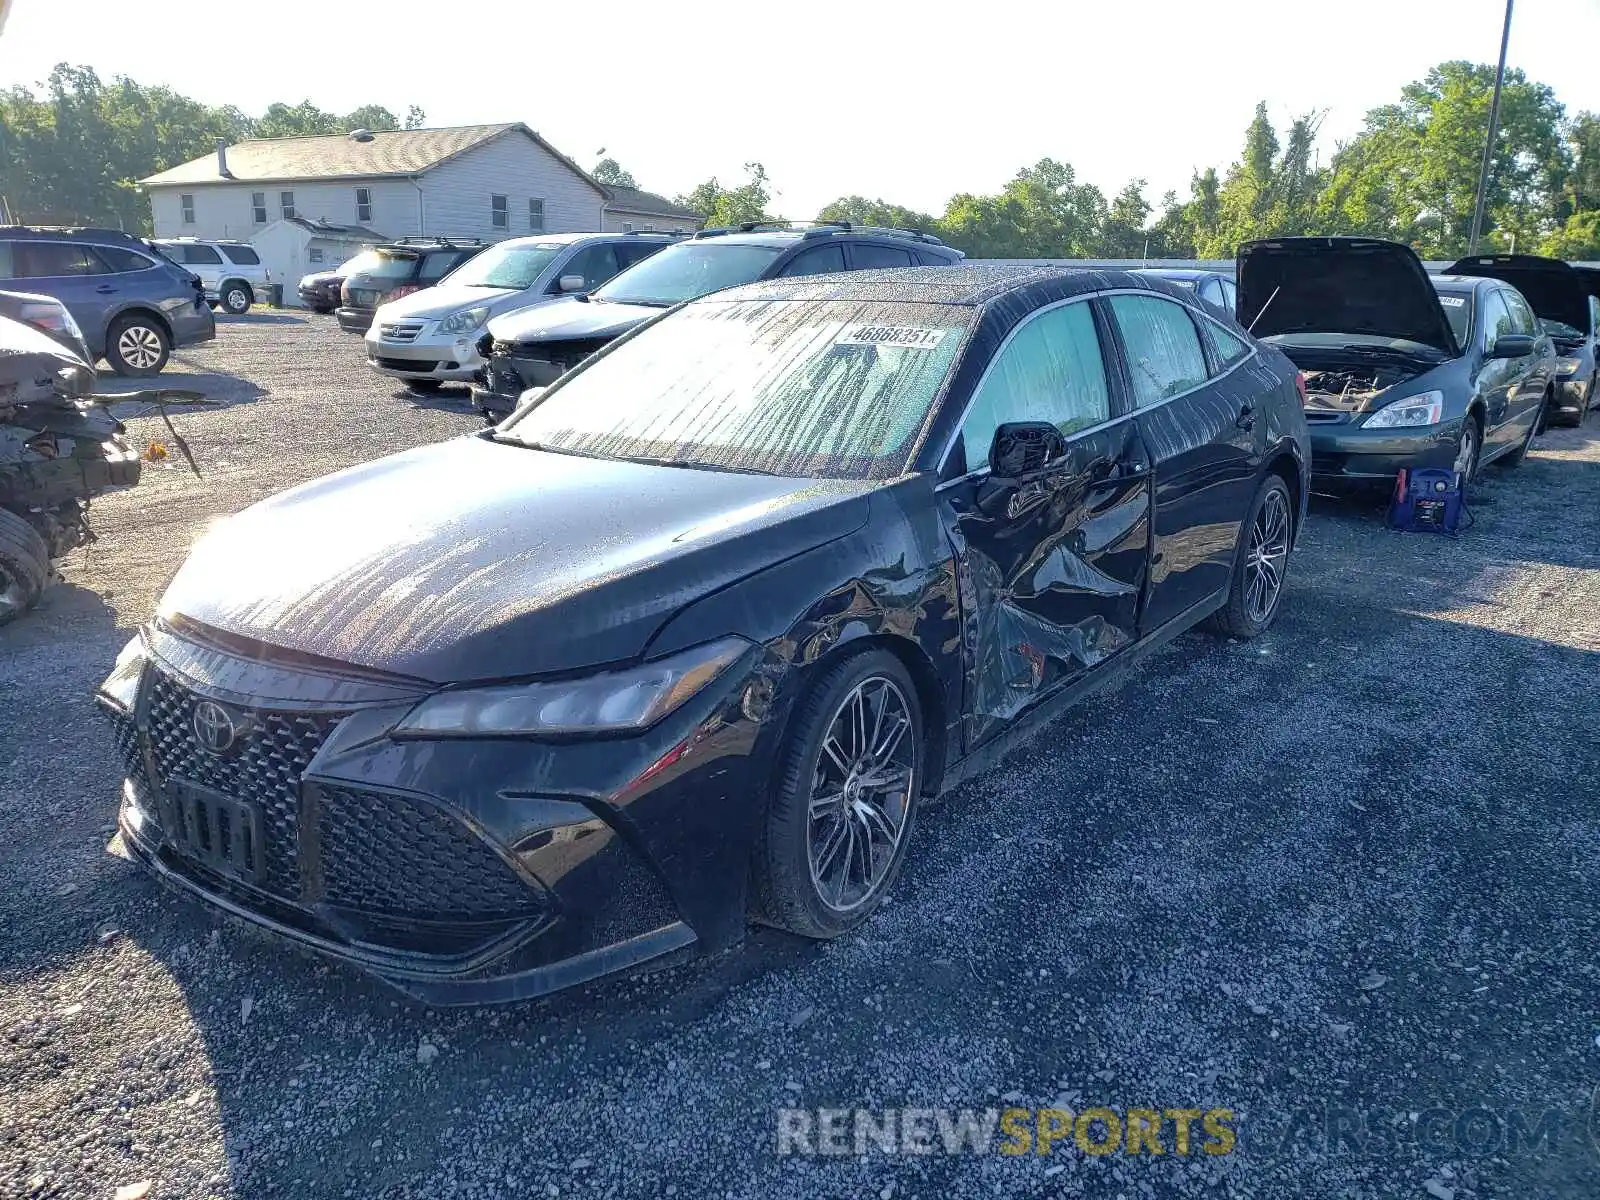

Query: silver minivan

[364,231,680,391]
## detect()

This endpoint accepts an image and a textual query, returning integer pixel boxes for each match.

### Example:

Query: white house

[250,216,387,296]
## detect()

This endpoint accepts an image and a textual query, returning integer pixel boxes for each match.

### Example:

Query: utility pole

[1467,0,1514,255]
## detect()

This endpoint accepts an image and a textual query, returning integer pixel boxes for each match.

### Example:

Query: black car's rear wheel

[0,509,50,626]
[756,649,922,939]
[1205,474,1292,640]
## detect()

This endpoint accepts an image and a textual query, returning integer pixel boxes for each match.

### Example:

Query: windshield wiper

[622,456,774,476]
[601,298,671,308]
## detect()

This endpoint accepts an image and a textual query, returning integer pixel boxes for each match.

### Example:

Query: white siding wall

[419,131,604,241]
[601,210,701,234]
[148,179,417,240]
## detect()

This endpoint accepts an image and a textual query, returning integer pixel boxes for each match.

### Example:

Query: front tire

[220,282,253,315]
[1205,474,1293,639]
[0,509,50,626]
[756,649,923,939]
[1452,414,1482,486]
[105,313,170,376]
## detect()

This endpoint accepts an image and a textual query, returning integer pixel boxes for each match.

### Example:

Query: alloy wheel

[806,675,917,914]
[117,325,163,370]
[224,287,250,314]
[1244,488,1290,626]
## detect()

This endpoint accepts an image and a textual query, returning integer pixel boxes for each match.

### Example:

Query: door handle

[1235,404,1257,431]
[95,285,117,294]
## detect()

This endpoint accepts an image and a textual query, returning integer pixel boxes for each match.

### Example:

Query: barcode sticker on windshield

[1438,296,1466,307]
[837,325,947,349]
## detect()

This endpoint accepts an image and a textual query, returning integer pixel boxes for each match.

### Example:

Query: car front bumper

[98,624,772,1005]
[365,323,488,382]
[1553,375,1591,418]
[1306,414,1466,485]
[335,306,376,334]
[472,354,566,418]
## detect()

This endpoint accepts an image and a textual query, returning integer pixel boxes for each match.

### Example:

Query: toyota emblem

[192,700,240,756]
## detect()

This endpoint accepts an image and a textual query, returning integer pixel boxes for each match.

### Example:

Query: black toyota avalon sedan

[98,266,1308,1004]
[1238,237,1554,490]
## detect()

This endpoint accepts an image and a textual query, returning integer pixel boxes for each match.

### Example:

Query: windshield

[592,243,784,306]
[444,242,566,290]
[501,299,972,479]
[1434,291,1472,345]
[344,249,418,281]
[1541,318,1584,340]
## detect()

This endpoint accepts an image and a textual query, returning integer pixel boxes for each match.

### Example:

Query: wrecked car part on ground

[0,313,212,624]
[98,266,1309,1004]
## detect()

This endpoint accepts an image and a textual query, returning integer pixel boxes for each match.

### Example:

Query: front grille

[144,669,339,898]
[379,322,422,343]
[1303,409,1350,424]
[375,356,438,372]
[314,786,542,919]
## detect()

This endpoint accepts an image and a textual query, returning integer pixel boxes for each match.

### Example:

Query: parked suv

[0,226,215,375]
[152,238,272,315]
[472,222,963,419]
[335,238,486,334]
[365,231,680,393]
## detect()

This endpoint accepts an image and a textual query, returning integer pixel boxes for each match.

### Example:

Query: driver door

[939,297,1152,752]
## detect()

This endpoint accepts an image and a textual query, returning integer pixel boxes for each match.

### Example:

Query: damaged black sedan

[98,266,1308,1004]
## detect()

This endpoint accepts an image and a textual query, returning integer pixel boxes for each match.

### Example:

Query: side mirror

[988,421,1067,480]
[1487,333,1534,359]
[557,275,587,294]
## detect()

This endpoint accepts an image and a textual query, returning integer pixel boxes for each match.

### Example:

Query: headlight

[1555,356,1582,375]
[97,636,146,713]
[394,636,751,737]
[1363,390,1444,429]
[438,306,491,336]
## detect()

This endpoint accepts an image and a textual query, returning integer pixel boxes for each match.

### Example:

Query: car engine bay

[1300,365,1417,411]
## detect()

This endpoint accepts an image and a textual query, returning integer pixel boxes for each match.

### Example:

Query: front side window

[1501,289,1537,336]
[1477,290,1512,349]
[251,192,268,223]
[958,301,1110,473]
[355,187,373,223]
[502,299,972,480]
[529,198,545,232]
[562,243,622,290]
[221,244,260,265]
[448,241,567,290]
[592,242,784,306]
[491,194,508,229]
[1109,294,1208,407]
[180,194,195,224]
[280,191,296,219]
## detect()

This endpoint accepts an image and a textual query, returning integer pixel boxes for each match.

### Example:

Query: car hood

[486,297,664,347]
[374,284,523,322]
[1442,255,1591,335]
[1237,237,1460,357]
[157,435,874,683]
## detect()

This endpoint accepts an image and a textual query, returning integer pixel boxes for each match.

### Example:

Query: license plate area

[156,779,265,885]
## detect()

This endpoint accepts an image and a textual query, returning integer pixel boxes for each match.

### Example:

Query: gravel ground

[2,312,1599,1199]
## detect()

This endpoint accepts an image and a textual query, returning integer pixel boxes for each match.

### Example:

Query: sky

[3,0,1599,219]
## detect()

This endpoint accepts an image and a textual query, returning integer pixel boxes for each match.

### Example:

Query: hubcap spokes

[119,327,161,368]
[1244,490,1290,625]
[807,676,916,913]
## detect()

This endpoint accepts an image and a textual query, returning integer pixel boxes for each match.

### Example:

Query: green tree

[403,104,427,130]
[936,158,1106,258]
[677,162,772,226]
[1092,179,1152,257]
[816,195,938,231]
[592,157,638,188]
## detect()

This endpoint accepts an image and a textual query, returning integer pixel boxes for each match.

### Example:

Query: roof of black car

[713,264,1182,306]
[1431,274,1490,289]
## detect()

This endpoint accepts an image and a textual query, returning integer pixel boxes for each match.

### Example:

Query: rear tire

[105,313,170,376]
[1204,474,1293,640]
[220,282,253,315]
[755,649,923,939]
[0,509,50,627]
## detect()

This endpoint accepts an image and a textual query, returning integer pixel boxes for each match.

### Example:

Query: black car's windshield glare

[501,299,973,480]
[445,242,566,289]
[591,243,784,306]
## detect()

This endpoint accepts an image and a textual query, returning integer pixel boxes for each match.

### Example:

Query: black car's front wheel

[756,649,922,939]
[1205,474,1293,640]
[1452,415,1482,484]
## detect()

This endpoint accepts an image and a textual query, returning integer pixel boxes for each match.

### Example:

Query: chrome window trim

[933,287,1259,486]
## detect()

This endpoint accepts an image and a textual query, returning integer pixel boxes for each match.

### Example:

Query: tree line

[3,60,1596,260]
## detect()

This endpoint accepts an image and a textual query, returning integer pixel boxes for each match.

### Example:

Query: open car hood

[1237,237,1459,356]
[1444,255,1593,335]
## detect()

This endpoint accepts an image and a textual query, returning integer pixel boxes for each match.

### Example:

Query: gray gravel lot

[2,312,1599,1199]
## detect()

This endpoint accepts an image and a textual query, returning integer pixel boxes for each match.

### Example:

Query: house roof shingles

[141,123,564,186]
[603,185,702,221]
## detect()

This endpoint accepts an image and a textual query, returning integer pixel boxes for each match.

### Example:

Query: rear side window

[1206,320,1252,370]
[851,243,914,269]
[98,246,157,273]
[180,244,224,265]
[1109,294,1208,407]
[959,300,1110,473]
[221,244,261,265]
[15,242,110,277]
[779,244,847,277]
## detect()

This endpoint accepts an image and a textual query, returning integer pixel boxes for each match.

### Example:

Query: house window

[280,190,296,219]
[355,187,372,223]
[308,247,325,264]
[622,222,634,233]
[180,194,195,224]
[251,192,267,223]
[491,194,508,229]
[528,198,544,232]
